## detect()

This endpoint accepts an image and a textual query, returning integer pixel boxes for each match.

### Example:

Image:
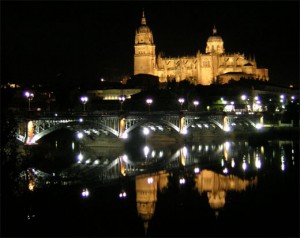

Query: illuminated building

[134,11,269,85]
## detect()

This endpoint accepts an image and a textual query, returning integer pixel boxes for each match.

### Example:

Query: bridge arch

[30,119,120,143]
[122,118,180,136]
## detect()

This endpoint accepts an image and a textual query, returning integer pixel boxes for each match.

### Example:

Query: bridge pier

[25,120,35,144]
[223,115,230,132]
[119,117,126,138]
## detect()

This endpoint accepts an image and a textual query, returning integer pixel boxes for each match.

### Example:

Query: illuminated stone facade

[134,12,269,85]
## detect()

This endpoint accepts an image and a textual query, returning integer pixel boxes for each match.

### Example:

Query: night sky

[2,1,299,87]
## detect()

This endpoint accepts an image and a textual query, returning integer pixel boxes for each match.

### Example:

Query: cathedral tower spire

[141,10,146,25]
[213,25,217,35]
[134,10,156,75]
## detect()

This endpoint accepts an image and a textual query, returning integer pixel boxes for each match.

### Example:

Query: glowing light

[242,160,247,171]
[255,156,262,169]
[147,177,154,184]
[28,181,35,191]
[223,167,228,174]
[205,145,209,152]
[77,153,83,161]
[81,188,90,198]
[198,145,202,151]
[281,155,285,171]
[255,123,263,130]
[181,128,188,134]
[182,146,188,157]
[179,178,186,184]
[118,95,126,110]
[178,98,185,110]
[77,132,83,139]
[121,132,128,139]
[143,127,150,135]
[223,125,231,132]
[119,191,127,198]
[24,91,34,111]
[80,96,88,112]
[146,98,153,112]
[194,167,200,173]
[231,158,235,168]
[144,146,150,158]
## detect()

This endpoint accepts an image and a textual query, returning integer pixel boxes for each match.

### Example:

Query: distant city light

[81,188,90,198]
[119,191,127,198]
[179,178,186,184]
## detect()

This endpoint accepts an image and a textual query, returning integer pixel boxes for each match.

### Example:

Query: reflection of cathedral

[135,171,169,235]
[134,11,269,85]
[194,169,257,210]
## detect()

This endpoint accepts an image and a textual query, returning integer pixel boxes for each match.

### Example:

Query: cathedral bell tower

[134,11,156,75]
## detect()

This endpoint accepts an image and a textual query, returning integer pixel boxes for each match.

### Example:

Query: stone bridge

[16,111,263,144]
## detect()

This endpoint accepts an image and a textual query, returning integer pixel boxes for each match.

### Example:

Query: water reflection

[16,137,299,236]
[194,169,258,210]
[135,171,169,235]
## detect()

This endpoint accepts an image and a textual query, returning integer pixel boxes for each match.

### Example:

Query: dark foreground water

[2,129,299,237]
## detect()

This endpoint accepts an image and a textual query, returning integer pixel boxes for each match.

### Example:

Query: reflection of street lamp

[193,100,199,111]
[178,98,185,111]
[80,96,88,112]
[146,98,153,112]
[119,95,126,111]
[24,91,34,111]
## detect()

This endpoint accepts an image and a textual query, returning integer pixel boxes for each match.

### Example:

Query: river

[2,128,299,237]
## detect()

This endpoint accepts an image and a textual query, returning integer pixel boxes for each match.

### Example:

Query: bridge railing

[18,110,244,119]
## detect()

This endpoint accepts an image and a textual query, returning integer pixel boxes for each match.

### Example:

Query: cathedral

[134,11,269,85]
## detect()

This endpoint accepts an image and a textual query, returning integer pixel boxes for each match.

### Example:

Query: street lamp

[193,100,199,111]
[119,95,126,111]
[146,98,153,112]
[24,91,34,111]
[241,95,247,101]
[178,98,185,111]
[80,96,88,112]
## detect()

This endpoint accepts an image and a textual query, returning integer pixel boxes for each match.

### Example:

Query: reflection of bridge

[16,111,263,144]
[57,139,262,185]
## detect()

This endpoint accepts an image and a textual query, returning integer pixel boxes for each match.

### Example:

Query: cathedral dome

[135,11,154,45]
[207,35,224,42]
[137,11,151,33]
[207,26,224,42]
[205,26,225,54]
[137,25,151,34]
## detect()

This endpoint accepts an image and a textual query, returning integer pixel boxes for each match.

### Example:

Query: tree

[1,110,29,197]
